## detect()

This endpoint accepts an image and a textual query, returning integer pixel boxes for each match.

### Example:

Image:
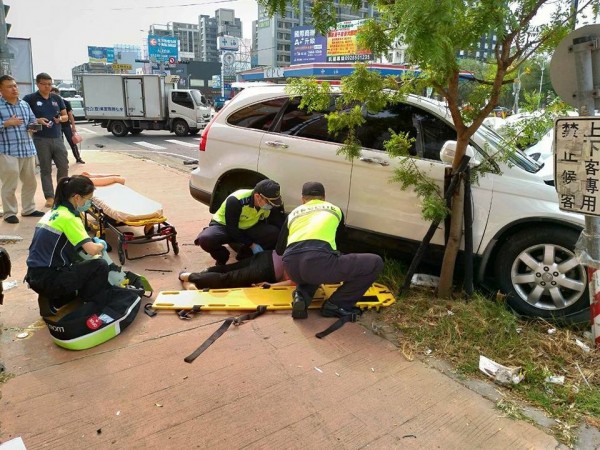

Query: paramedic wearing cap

[276,181,383,321]
[195,179,285,265]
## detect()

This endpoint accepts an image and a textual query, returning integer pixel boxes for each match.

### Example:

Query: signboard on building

[291,20,373,65]
[291,26,327,64]
[88,46,115,64]
[147,35,179,63]
[326,19,373,63]
[112,64,133,71]
[555,117,600,216]
[217,36,240,52]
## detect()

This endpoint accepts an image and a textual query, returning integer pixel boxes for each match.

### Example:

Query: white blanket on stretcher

[92,183,164,223]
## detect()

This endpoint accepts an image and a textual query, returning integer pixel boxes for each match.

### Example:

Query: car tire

[495,226,588,320]
[173,119,189,137]
[111,121,129,137]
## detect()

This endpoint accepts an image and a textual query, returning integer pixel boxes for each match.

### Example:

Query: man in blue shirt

[23,73,69,209]
[0,75,45,224]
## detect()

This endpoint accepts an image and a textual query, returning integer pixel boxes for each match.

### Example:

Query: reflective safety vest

[212,189,270,230]
[286,200,341,250]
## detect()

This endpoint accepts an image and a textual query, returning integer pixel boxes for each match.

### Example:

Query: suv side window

[227,98,288,131]
[357,103,456,160]
[172,92,194,109]
[280,98,347,144]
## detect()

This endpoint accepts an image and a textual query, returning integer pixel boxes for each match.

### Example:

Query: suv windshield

[478,123,543,173]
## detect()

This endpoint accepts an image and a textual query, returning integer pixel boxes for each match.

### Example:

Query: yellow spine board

[153,283,395,312]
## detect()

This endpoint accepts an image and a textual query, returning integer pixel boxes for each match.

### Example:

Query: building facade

[199,9,242,63]
[149,22,200,61]
[254,0,377,67]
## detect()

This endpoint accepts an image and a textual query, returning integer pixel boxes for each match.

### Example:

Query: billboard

[291,26,327,64]
[88,46,115,64]
[147,35,179,63]
[326,19,373,63]
[8,38,34,96]
[217,35,240,52]
[291,20,373,65]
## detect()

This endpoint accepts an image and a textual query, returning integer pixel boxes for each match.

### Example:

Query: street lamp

[538,61,546,109]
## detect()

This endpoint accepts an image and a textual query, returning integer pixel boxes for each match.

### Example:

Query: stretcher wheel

[172,239,179,255]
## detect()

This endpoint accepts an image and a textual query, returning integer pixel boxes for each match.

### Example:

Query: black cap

[302,181,325,197]
[254,179,282,206]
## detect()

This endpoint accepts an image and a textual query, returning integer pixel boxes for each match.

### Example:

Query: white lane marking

[165,139,199,148]
[192,138,200,141]
[76,127,98,134]
[133,141,167,150]
[79,149,198,161]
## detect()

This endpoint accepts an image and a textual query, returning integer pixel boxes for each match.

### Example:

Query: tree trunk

[437,176,465,298]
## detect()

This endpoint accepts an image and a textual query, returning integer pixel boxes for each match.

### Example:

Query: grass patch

[374,258,600,446]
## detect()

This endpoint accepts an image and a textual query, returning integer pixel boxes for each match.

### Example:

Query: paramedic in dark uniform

[276,181,383,320]
[23,73,69,208]
[26,175,110,311]
[195,179,285,265]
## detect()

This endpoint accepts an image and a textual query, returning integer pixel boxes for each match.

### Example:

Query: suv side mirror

[440,141,479,166]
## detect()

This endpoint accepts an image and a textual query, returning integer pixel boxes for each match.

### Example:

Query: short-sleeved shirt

[27,204,92,268]
[22,92,65,139]
[61,99,72,130]
[0,97,38,157]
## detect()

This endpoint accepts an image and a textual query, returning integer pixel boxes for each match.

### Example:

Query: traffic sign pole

[551,25,600,347]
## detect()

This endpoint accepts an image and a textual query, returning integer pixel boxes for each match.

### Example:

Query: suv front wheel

[495,227,588,319]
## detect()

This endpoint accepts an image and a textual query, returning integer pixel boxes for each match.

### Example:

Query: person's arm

[223,196,253,246]
[335,211,346,242]
[81,241,104,256]
[55,96,68,123]
[68,110,76,130]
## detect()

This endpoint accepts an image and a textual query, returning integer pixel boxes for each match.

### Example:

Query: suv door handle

[359,156,389,166]
[264,140,289,149]
[171,110,176,112]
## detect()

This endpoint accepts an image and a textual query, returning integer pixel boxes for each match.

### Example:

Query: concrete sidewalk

[0,150,563,449]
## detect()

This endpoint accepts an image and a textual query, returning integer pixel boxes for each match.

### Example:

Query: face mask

[76,199,92,213]
[261,203,273,211]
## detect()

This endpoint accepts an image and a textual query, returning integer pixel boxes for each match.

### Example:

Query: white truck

[81,74,212,137]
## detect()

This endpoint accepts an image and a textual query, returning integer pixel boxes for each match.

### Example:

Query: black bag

[42,285,142,350]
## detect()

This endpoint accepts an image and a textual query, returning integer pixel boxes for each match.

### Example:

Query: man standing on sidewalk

[51,87,84,164]
[23,73,69,208]
[0,75,45,224]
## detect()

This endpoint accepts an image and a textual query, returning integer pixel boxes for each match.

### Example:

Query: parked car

[64,97,86,121]
[190,85,588,321]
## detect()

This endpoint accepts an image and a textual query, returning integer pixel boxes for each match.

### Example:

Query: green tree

[259,0,599,297]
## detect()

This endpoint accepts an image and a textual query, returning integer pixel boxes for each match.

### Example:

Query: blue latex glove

[93,237,107,251]
[251,243,264,254]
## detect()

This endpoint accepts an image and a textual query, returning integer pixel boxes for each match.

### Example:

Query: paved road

[76,121,200,171]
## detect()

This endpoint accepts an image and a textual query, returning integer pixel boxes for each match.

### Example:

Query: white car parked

[190,85,588,321]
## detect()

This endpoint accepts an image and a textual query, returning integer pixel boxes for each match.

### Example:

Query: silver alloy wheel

[510,242,586,311]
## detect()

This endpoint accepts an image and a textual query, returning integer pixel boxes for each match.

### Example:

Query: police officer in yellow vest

[195,179,284,265]
[276,182,383,325]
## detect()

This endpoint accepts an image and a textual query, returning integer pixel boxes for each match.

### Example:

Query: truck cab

[168,87,212,136]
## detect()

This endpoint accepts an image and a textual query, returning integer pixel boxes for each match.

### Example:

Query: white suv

[190,85,588,321]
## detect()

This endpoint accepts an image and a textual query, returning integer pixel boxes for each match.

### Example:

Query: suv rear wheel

[495,227,587,319]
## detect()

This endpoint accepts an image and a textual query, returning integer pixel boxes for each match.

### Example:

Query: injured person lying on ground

[179,249,293,290]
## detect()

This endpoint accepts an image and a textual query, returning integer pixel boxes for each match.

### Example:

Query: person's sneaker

[291,290,309,319]
[76,159,86,164]
[22,210,45,217]
[320,300,362,322]
[3,215,19,224]
[44,198,54,208]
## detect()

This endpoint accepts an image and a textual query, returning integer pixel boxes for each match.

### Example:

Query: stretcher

[84,183,179,265]
[151,283,395,313]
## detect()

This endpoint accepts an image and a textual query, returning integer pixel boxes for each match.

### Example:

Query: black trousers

[283,250,383,310]
[26,259,111,310]
[61,125,83,161]
[188,250,276,289]
[194,221,280,265]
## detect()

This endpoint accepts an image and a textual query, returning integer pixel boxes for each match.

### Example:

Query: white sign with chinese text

[555,117,600,216]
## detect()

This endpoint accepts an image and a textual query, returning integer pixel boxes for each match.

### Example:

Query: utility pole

[0,0,13,76]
